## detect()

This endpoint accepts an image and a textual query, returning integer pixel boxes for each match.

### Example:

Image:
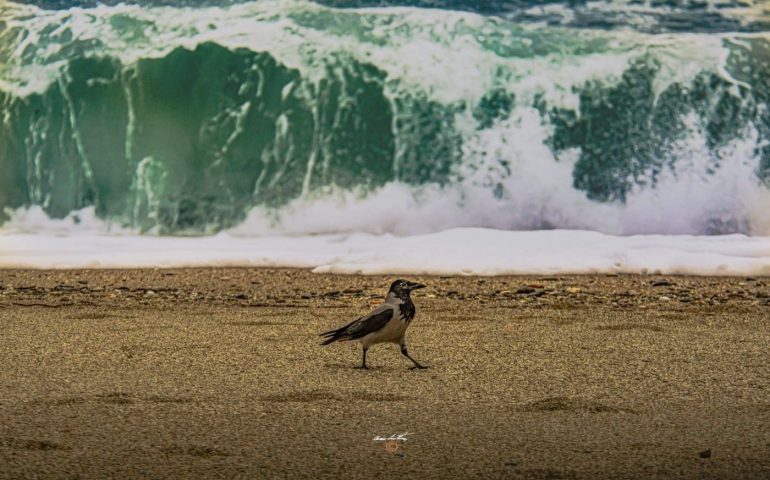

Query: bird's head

[389,279,426,297]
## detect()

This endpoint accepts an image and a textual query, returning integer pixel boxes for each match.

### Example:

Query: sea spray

[0,0,769,235]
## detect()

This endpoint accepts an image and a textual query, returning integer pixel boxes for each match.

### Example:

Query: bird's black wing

[320,304,395,345]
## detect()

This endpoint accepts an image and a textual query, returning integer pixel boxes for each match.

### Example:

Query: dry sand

[0,268,768,479]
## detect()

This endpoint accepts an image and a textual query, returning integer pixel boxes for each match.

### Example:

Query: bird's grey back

[344,303,396,337]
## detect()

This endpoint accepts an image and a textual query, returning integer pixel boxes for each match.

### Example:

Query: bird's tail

[319,326,349,345]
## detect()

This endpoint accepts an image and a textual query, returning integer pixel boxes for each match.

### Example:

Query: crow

[320,279,428,370]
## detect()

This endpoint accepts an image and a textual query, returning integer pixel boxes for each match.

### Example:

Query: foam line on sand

[1,228,769,275]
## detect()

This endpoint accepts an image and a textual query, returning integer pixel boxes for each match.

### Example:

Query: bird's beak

[408,282,426,290]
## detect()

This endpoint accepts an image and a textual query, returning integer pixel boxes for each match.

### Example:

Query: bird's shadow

[323,362,409,372]
[323,362,375,371]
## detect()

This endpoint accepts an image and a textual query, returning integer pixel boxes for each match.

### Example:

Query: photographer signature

[373,433,409,442]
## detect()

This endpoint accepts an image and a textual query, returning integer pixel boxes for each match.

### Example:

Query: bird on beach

[319,279,428,370]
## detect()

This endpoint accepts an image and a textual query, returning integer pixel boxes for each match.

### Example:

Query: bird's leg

[400,344,427,370]
[354,347,370,370]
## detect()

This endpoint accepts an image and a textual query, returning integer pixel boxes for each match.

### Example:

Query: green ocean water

[1,0,769,234]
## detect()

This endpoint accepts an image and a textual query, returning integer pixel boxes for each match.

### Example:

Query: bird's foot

[409,364,429,370]
[354,365,370,370]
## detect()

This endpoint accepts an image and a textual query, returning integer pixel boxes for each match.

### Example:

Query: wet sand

[0,268,769,479]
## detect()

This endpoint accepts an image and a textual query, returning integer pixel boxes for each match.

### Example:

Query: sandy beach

[0,268,768,479]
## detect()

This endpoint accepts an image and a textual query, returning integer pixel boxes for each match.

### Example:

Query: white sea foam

[224,109,770,238]
[1,224,769,275]
[1,0,769,274]
[3,0,768,235]
[1,102,768,274]
[1,0,763,108]
[0,206,132,236]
